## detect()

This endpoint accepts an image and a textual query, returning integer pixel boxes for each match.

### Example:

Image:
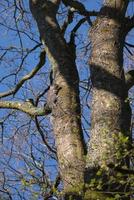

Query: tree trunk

[29,0,132,199]
[86,0,131,195]
[29,0,86,198]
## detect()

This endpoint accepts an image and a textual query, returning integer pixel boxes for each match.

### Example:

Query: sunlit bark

[86,0,131,197]
[29,0,86,198]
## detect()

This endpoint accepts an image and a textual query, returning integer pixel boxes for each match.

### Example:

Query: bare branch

[108,163,134,175]
[0,49,46,98]
[62,0,98,17]
[125,70,134,90]
[124,44,133,55]
[125,41,134,48]
[71,18,87,35]
[35,117,57,154]
[61,9,74,35]
[124,16,134,33]
[0,101,45,116]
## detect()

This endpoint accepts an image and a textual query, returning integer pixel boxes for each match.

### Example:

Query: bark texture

[87,0,131,177]
[29,0,86,196]
[29,0,132,198]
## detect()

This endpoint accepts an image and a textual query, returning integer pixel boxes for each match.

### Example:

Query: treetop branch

[62,0,98,17]
[61,9,74,34]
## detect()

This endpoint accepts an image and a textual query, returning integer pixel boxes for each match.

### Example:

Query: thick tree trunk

[29,0,132,199]
[29,0,86,198]
[86,0,131,195]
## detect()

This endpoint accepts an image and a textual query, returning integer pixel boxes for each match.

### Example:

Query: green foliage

[85,132,134,199]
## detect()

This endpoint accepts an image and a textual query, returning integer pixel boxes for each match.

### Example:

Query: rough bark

[29,0,133,198]
[86,0,131,194]
[29,0,86,197]
[0,101,45,116]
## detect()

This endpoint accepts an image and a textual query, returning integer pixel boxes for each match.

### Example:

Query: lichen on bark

[86,0,132,196]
